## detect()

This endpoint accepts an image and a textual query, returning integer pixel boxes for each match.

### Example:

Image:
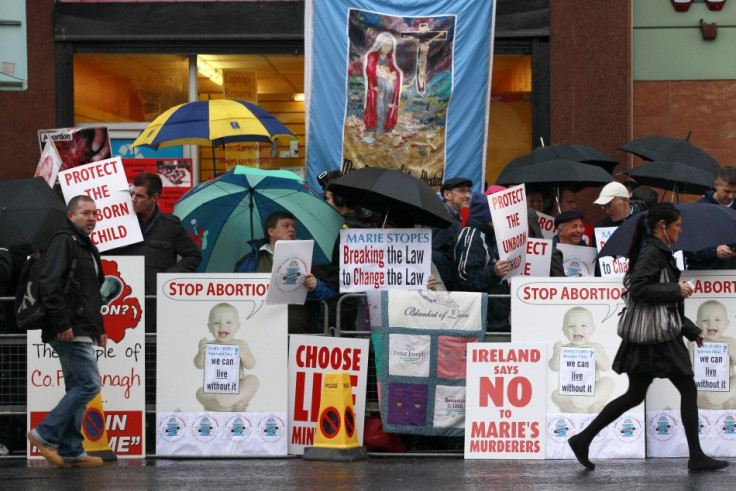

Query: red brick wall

[0,0,56,181]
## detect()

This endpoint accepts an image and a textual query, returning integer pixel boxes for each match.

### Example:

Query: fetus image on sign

[548,307,615,413]
[194,303,259,412]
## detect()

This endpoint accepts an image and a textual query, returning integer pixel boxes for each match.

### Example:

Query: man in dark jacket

[109,172,202,330]
[234,211,333,334]
[27,195,106,468]
[688,166,736,269]
[431,176,472,287]
[594,182,640,228]
[453,192,510,332]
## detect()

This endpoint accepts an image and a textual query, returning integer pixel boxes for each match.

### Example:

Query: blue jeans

[34,340,101,461]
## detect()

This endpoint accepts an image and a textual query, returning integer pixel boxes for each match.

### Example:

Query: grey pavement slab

[0,455,732,490]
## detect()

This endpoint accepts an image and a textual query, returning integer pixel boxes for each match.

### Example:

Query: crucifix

[401,24,448,93]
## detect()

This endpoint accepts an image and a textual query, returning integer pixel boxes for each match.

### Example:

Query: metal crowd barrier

[0,291,511,455]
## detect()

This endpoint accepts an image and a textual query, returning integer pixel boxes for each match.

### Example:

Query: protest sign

[58,157,143,252]
[645,270,736,458]
[536,211,557,240]
[511,277,645,460]
[28,256,146,458]
[555,243,597,277]
[488,185,527,278]
[266,240,313,305]
[339,228,432,293]
[464,343,547,459]
[155,273,288,456]
[121,158,193,214]
[595,226,629,277]
[288,335,369,455]
[33,141,62,187]
[38,127,112,171]
[522,238,552,277]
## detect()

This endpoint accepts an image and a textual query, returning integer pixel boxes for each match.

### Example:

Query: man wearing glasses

[593,181,639,228]
[431,176,472,287]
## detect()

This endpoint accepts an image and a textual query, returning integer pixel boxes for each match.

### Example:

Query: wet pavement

[1,454,733,490]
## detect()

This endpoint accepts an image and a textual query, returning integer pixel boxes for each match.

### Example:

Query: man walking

[27,195,106,467]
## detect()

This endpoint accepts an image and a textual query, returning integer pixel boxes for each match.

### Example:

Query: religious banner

[645,270,736,458]
[28,256,146,458]
[464,343,547,459]
[288,335,369,455]
[339,228,432,293]
[58,157,143,252]
[121,158,193,214]
[155,273,288,456]
[305,0,496,192]
[511,277,645,460]
[370,290,487,436]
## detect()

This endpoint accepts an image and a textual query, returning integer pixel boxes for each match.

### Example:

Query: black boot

[568,433,595,470]
[688,456,729,472]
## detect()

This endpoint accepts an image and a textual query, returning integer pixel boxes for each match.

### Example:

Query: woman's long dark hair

[624,203,681,281]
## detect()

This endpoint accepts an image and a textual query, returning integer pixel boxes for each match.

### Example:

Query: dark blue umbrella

[598,203,736,258]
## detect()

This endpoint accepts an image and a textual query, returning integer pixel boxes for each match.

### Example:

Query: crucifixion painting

[401,23,448,93]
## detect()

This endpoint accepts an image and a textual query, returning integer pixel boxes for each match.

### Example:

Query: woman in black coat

[568,204,729,472]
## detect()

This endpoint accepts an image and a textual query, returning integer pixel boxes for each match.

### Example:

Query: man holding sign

[454,192,510,331]
[234,211,333,333]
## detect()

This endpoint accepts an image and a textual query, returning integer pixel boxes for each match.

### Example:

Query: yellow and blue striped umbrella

[131,99,294,150]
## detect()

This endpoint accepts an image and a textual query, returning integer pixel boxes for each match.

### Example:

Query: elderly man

[689,166,736,269]
[551,210,587,277]
[594,182,639,228]
[431,176,472,287]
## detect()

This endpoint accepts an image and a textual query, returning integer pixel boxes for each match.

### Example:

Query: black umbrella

[328,167,452,227]
[620,134,721,176]
[0,177,67,268]
[626,161,715,196]
[598,203,736,258]
[496,159,613,188]
[498,144,618,184]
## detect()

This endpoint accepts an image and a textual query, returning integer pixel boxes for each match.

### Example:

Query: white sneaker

[0,444,9,456]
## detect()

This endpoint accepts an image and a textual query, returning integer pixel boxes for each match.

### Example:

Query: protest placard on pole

[339,228,432,292]
[488,184,528,278]
[58,157,143,252]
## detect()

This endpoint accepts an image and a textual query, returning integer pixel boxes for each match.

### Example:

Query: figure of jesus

[401,24,447,93]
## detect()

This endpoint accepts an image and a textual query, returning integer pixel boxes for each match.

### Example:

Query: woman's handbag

[617,269,682,344]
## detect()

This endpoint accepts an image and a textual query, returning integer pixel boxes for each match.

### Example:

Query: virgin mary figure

[363,32,402,135]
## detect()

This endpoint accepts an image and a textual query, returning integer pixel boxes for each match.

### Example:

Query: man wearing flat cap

[550,210,587,277]
[594,182,639,228]
[431,176,472,287]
